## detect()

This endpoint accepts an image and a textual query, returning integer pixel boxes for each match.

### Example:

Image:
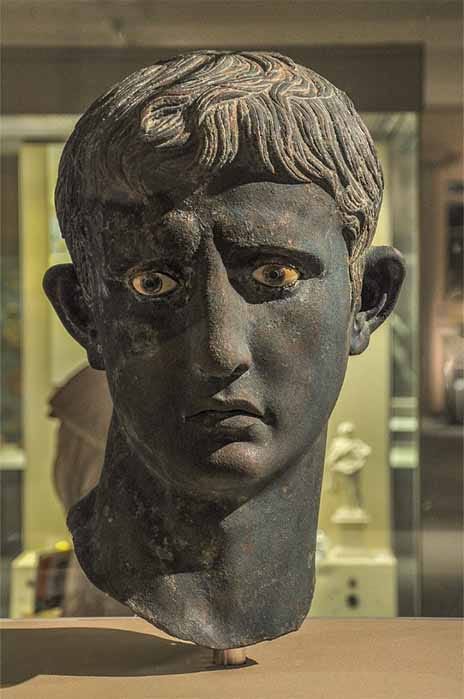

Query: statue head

[43,52,404,649]
[337,421,355,437]
[44,51,403,503]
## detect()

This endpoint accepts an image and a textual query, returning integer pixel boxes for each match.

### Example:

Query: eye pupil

[131,271,178,297]
[268,269,283,281]
[253,263,299,288]
[142,276,161,291]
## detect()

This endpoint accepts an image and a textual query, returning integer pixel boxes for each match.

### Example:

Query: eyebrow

[101,208,332,278]
[242,242,324,260]
[102,228,201,279]
[213,223,328,257]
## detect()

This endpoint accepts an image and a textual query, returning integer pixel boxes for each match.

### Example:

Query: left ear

[350,245,405,356]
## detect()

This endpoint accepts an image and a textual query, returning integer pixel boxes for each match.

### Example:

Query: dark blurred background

[1,0,462,620]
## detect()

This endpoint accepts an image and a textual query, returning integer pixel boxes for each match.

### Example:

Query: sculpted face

[43,52,406,650]
[86,180,353,498]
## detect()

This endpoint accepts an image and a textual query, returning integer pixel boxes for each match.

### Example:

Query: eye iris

[141,275,161,292]
[131,272,176,296]
[266,267,285,283]
[255,264,299,287]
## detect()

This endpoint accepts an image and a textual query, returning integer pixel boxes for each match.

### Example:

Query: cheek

[253,281,352,410]
[94,308,158,414]
[96,293,183,374]
[96,314,192,442]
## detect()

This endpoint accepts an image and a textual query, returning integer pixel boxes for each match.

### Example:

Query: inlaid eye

[252,263,301,288]
[130,271,178,297]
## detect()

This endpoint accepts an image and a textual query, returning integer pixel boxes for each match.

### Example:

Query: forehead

[95,180,342,264]
[192,181,339,237]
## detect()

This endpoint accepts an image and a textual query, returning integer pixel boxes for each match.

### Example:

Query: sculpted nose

[191,253,252,380]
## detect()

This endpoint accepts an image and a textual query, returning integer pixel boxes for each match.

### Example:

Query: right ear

[43,264,104,370]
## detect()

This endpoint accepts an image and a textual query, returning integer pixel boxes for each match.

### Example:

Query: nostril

[196,357,251,382]
[231,361,251,379]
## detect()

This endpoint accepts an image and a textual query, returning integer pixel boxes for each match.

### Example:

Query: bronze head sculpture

[44,51,404,652]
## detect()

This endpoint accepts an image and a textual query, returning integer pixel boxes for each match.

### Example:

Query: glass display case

[313,113,419,617]
[1,112,420,619]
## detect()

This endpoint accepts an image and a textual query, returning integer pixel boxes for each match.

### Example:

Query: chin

[188,442,277,495]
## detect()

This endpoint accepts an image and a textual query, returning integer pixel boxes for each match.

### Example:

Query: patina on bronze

[44,51,404,651]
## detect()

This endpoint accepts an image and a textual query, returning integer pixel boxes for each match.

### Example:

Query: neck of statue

[67,414,327,649]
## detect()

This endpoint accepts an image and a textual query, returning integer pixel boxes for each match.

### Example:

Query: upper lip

[187,398,265,420]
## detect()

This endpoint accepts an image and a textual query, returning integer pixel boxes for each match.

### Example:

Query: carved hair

[56,51,383,302]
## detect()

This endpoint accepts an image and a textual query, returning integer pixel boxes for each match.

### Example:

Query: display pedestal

[311,548,398,616]
[330,507,370,550]
[1,617,461,698]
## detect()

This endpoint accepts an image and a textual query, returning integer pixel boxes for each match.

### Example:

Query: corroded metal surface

[44,51,404,649]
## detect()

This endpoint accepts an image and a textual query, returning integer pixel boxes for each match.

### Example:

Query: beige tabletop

[1,616,462,699]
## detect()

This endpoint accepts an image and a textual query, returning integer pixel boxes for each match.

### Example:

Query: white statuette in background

[327,422,371,526]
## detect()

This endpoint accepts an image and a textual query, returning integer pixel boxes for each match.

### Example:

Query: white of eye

[252,263,301,287]
[131,271,178,296]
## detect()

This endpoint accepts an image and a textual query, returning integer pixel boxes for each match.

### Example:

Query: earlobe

[350,245,405,356]
[350,312,371,356]
[43,264,105,370]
